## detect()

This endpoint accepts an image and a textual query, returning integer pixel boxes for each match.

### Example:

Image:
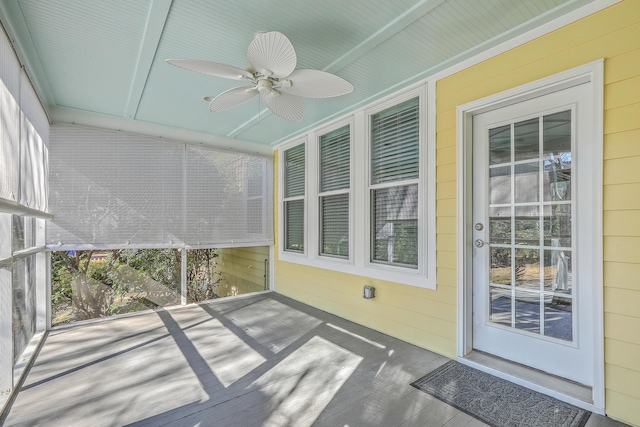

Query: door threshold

[459,351,602,414]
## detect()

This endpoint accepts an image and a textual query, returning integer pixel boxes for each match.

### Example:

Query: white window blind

[283,144,305,252]
[186,146,272,246]
[371,97,419,185]
[0,30,21,205]
[370,97,419,267]
[0,30,49,215]
[319,125,350,258]
[20,72,49,213]
[47,125,273,249]
[0,80,20,204]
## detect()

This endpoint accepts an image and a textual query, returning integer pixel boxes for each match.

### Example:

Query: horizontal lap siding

[216,246,269,292]
[436,1,640,424]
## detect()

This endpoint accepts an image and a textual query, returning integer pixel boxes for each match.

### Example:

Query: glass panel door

[487,110,573,342]
[471,81,594,387]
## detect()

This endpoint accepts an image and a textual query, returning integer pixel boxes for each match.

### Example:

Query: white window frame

[365,93,422,271]
[279,138,307,256]
[278,84,436,289]
[310,119,354,264]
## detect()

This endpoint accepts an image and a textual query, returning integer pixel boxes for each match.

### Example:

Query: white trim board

[455,59,605,412]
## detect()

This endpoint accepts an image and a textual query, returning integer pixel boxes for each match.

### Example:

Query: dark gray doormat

[411,361,591,427]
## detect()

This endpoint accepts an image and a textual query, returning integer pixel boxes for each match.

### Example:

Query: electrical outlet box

[363,285,375,299]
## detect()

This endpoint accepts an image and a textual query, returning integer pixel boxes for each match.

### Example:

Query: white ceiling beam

[324,0,447,73]
[50,106,272,156]
[124,0,173,119]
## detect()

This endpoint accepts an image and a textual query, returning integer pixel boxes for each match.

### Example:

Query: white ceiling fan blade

[263,92,304,122]
[282,69,354,98]
[208,86,259,112]
[247,31,297,78]
[166,59,252,80]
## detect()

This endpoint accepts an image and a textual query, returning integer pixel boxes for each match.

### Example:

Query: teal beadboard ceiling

[0,0,601,153]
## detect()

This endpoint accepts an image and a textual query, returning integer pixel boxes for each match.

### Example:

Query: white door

[472,83,595,386]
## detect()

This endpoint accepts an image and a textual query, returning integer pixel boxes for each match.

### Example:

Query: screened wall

[47,125,273,249]
[0,26,49,410]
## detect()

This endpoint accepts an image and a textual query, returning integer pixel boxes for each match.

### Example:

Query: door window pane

[490,286,511,327]
[543,111,571,156]
[544,250,572,294]
[514,205,539,246]
[514,162,539,203]
[545,295,573,341]
[544,204,571,247]
[515,290,540,334]
[514,118,539,161]
[515,248,540,289]
[489,124,510,165]
[543,159,571,201]
[489,206,511,244]
[489,247,511,285]
[490,166,511,205]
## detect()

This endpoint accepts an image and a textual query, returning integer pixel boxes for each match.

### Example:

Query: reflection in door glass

[514,162,539,203]
[543,111,572,202]
[514,205,539,246]
[544,205,571,247]
[489,125,511,165]
[544,250,572,294]
[489,166,511,205]
[543,111,571,156]
[515,248,540,288]
[515,290,540,334]
[489,207,510,244]
[489,247,511,285]
[545,295,573,340]
[490,286,511,327]
[514,118,539,161]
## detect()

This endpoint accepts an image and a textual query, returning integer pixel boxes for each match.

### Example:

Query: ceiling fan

[166,31,354,122]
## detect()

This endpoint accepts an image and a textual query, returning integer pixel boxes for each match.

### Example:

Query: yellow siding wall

[274,1,640,424]
[216,246,269,295]
[436,1,640,425]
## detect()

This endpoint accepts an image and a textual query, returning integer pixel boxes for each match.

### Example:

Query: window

[369,97,420,268]
[278,87,434,288]
[319,125,350,258]
[283,143,305,252]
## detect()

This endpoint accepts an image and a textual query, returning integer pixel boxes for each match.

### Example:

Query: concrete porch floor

[0,292,630,426]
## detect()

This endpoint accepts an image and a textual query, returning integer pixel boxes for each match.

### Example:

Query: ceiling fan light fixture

[167,31,353,121]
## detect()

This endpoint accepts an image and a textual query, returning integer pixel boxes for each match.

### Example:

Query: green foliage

[51,248,220,325]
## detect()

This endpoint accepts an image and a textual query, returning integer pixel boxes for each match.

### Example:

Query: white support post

[181,249,187,305]
[35,218,47,331]
[0,213,13,395]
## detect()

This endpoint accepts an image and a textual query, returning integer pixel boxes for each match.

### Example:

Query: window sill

[277,251,435,289]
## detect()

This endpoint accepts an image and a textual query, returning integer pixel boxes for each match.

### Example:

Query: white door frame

[455,60,605,412]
